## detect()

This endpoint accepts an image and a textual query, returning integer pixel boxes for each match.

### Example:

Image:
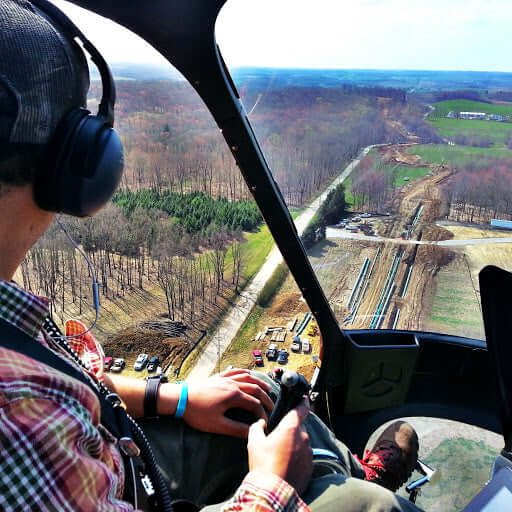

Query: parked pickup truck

[266,343,278,360]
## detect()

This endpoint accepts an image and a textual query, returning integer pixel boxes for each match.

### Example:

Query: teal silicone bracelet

[175,381,188,419]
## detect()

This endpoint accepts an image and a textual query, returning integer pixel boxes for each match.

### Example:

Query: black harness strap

[0,316,186,512]
[0,316,121,438]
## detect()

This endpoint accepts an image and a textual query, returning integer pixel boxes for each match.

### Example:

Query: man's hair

[0,0,90,190]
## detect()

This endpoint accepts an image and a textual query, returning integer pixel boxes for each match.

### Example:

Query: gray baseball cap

[0,0,90,146]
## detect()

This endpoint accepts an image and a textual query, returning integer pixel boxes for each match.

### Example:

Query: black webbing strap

[0,316,122,438]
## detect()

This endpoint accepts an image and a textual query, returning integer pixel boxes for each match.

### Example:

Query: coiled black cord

[44,317,173,512]
[127,414,174,512]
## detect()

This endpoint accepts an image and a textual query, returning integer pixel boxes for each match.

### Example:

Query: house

[458,112,486,120]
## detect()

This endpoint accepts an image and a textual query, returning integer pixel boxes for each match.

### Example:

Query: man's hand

[247,399,313,495]
[180,368,274,438]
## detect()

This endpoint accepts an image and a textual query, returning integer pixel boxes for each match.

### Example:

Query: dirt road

[186,145,375,381]
[326,227,512,247]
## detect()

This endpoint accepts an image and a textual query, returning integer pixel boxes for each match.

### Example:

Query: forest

[20,79,438,333]
[447,158,512,223]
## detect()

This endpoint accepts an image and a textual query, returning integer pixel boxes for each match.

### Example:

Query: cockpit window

[217,0,512,341]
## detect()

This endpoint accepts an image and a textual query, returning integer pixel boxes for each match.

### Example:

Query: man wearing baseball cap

[0,1,421,511]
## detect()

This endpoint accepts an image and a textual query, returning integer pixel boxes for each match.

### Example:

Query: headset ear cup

[59,118,124,217]
[34,109,124,217]
[34,108,89,213]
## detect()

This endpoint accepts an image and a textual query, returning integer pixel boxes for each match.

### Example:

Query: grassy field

[380,163,432,185]
[443,224,512,240]
[428,118,512,147]
[430,99,512,119]
[408,143,512,166]
[427,255,484,340]
[406,438,499,512]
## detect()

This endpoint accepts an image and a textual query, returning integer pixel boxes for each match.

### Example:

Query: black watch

[144,375,169,418]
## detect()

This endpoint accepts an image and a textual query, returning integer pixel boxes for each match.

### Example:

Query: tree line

[350,157,394,212]
[19,204,247,330]
[113,188,262,234]
[447,158,512,223]
[88,80,436,209]
[302,182,348,248]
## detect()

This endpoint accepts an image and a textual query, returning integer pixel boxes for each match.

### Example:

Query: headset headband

[29,0,116,126]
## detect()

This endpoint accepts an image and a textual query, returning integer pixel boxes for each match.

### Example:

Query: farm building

[459,112,486,120]
[489,114,506,121]
[491,219,512,230]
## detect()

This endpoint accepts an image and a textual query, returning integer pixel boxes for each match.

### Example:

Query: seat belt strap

[0,316,121,438]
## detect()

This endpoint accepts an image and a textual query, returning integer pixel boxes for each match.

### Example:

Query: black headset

[31,0,124,218]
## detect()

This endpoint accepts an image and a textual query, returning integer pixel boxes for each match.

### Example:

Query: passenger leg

[139,371,422,511]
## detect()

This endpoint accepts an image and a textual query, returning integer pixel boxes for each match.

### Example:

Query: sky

[53,0,512,72]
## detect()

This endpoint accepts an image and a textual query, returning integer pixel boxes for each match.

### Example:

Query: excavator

[62,0,512,509]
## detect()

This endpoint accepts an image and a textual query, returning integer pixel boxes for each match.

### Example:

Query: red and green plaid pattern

[0,281,49,340]
[0,280,132,511]
[223,472,310,512]
[0,280,305,511]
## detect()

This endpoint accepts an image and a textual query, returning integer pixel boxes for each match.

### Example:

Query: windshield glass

[217,0,512,341]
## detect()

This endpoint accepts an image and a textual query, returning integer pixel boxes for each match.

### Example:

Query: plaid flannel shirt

[0,280,309,512]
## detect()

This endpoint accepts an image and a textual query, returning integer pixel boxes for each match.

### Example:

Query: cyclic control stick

[266,371,310,434]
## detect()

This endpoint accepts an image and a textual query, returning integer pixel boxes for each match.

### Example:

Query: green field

[430,99,512,119]
[403,438,499,512]
[354,149,431,194]
[408,143,512,166]
[428,118,512,148]
[381,163,431,185]
[427,256,484,340]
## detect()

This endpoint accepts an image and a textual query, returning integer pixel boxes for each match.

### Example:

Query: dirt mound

[270,293,308,316]
[103,327,192,367]
[377,144,423,166]
[415,245,456,270]
[422,224,453,242]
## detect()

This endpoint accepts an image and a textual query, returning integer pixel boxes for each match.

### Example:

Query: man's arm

[223,400,313,511]
[104,368,274,438]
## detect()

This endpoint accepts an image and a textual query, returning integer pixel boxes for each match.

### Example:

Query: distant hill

[92,63,512,93]
[90,62,183,81]
[230,68,512,93]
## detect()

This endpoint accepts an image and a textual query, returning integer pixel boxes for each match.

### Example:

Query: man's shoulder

[0,345,99,415]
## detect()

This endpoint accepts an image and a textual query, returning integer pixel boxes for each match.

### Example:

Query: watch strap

[144,376,163,418]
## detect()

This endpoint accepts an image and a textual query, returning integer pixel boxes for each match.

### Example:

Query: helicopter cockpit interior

[55,0,512,509]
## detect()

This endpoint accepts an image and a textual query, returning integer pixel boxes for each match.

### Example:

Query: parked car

[301,339,311,353]
[352,217,361,222]
[147,356,160,373]
[104,356,113,371]
[361,213,372,218]
[337,222,346,228]
[134,353,149,371]
[277,349,289,365]
[110,358,125,373]
[291,340,301,352]
[266,343,278,360]
[252,349,264,366]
